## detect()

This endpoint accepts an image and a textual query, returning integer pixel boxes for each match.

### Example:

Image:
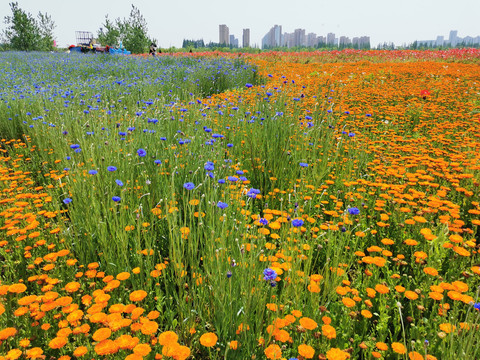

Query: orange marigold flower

[158,331,178,346]
[264,344,282,359]
[391,342,406,354]
[199,332,218,347]
[141,320,158,335]
[129,290,148,302]
[116,272,130,281]
[439,323,456,333]
[409,351,424,360]
[342,297,356,308]
[298,344,315,359]
[229,340,239,350]
[404,291,418,300]
[376,342,388,351]
[94,339,119,355]
[133,343,152,356]
[125,354,143,360]
[49,337,67,349]
[326,347,350,360]
[6,349,22,360]
[174,345,191,360]
[8,283,27,293]
[64,281,81,293]
[299,317,318,330]
[73,346,88,357]
[322,324,336,339]
[26,347,44,359]
[92,327,111,342]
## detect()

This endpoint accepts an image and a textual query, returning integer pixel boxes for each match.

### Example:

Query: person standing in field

[149,43,157,56]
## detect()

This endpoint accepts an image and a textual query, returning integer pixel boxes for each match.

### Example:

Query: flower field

[0,49,479,360]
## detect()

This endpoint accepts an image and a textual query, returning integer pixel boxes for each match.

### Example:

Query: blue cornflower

[63,198,72,204]
[218,179,226,184]
[88,170,98,175]
[291,218,304,227]
[474,302,480,311]
[154,159,162,165]
[183,182,195,190]
[115,179,124,186]
[348,207,360,215]
[217,201,228,209]
[228,176,238,182]
[112,196,121,202]
[107,166,117,172]
[263,268,277,281]
[70,144,80,149]
[227,143,233,148]
[204,162,214,171]
[245,83,253,88]
[137,148,146,157]
[348,132,355,137]
[299,162,309,167]
[259,218,269,226]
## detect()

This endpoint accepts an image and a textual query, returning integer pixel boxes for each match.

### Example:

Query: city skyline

[1,0,479,49]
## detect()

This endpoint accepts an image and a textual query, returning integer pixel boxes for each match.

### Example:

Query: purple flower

[184,182,195,190]
[348,207,360,215]
[291,218,304,227]
[217,201,228,209]
[263,268,277,281]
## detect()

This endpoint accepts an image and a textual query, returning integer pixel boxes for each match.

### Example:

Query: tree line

[0,2,154,53]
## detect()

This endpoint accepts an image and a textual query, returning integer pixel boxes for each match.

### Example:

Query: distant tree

[97,5,152,53]
[97,16,121,47]
[37,12,56,51]
[3,2,39,51]
[2,2,56,51]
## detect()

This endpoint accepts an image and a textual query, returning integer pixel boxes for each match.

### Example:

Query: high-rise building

[293,28,306,47]
[219,24,229,45]
[327,33,336,46]
[243,29,250,47]
[449,30,458,47]
[229,35,239,47]
[262,25,282,48]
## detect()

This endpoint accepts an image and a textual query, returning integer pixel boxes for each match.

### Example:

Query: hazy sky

[1,0,479,48]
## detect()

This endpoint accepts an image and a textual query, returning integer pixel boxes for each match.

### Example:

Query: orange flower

[298,344,315,359]
[229,340,239,350]
[26,347,44,359]
[199,332,218,347]
[92,327,111,342]
[326,347,350,360]
[322,324,336,339]
[158,331,178,346]
[8,283,27,293]
[6,349,22,360]
[264,344,282,359]
[299,317,318,330]
[408,351,424,360]
[65,281,81,293]
[73,346,88,357]
[404,291,418,300]
[133,343,151,356]
[391,342,406,354]
[49,337,68,349]
[342,297,356,307]
[129,290,147,302]
[141,320,158,335]
[94,339,119,355]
